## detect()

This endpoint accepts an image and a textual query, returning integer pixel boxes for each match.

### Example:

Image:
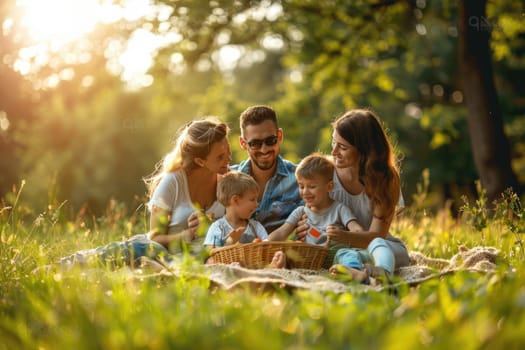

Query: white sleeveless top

[329,171,404,230]
[149,170,225,234]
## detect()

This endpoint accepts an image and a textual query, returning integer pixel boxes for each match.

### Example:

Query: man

[230,105,303,233]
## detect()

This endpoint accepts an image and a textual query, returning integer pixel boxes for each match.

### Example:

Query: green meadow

[2,1,524,348]
[1,183,524,349]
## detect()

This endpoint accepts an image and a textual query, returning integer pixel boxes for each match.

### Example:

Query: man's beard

[252,152,276,171]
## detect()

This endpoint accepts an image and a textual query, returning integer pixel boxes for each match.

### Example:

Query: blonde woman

[145,117,231,248]
[59,117,231,269]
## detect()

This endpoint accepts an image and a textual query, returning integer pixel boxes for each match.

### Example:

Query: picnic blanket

[135,245,501,293]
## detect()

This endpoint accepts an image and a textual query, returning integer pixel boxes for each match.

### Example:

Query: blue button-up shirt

[230,155,303,233]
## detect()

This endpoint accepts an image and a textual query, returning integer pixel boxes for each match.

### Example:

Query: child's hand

[295,214,308,242]
[225,226,245,245]
[326,225,349,243]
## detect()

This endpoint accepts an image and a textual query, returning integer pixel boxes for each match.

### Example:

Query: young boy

[268,152,363,252]
[269,153,363,242]
[204,171,290,268]
[204,171,268,248]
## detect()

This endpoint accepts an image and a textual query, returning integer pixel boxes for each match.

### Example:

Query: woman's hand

[294,214,308,242]
[326,226,351,244]
[182,211,201,242]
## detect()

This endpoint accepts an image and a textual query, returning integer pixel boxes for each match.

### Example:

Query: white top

[148,170,225,234]
[203,217,268,247]
[330,171,404,230]
[285,201,356,246]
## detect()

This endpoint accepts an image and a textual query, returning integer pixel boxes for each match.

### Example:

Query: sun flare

[18,0,102,45]
[14,0,173,89]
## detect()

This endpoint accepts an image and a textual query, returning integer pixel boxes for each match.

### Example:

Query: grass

[1,184,525,349]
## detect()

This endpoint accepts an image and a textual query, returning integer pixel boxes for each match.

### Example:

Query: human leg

[329,248,368,282]
[333,248,364,269]
[368,237,395,277]
[269,251,287,268]
[59,239,169,269]
[386,235,410,269]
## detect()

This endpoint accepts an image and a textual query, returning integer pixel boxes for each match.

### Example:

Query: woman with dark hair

[324,108,409,283]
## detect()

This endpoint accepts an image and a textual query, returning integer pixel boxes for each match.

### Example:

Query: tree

[0,0,35,195]
[458,0,520,204]
[2,0,523,212]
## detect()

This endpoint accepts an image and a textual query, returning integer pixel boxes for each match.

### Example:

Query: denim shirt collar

[236,155,290,178]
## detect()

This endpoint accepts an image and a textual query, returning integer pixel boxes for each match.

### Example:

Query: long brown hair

[144,116,229,197]
[333,109,400,219]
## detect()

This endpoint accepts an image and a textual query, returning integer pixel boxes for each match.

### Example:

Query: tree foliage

[0,0,523,213]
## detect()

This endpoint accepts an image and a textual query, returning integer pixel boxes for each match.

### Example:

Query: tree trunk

[458,0,519,205]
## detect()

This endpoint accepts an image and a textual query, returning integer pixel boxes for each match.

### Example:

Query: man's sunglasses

[243,135,279,149]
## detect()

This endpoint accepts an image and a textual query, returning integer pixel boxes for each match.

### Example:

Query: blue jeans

[334,237,396,276]
[60,235,171,269]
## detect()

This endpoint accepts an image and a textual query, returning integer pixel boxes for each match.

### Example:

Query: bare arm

[149,206,200,248]
[267,222,296,241]
[149,206,170,236]
[346,219,364,232]
[326,206,393,248]
[224,227,246,245]
[204,226,244,265]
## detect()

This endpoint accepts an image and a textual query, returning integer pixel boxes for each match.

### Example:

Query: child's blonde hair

[217,171,259,206]
[295,152,334,182]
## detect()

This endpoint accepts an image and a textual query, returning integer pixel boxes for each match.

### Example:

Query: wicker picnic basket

[210,240,330,270]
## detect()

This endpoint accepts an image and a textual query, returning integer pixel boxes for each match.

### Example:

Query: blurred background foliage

[0,0,523,215]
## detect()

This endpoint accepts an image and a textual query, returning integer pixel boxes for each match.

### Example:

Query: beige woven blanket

[137,246,501,293]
